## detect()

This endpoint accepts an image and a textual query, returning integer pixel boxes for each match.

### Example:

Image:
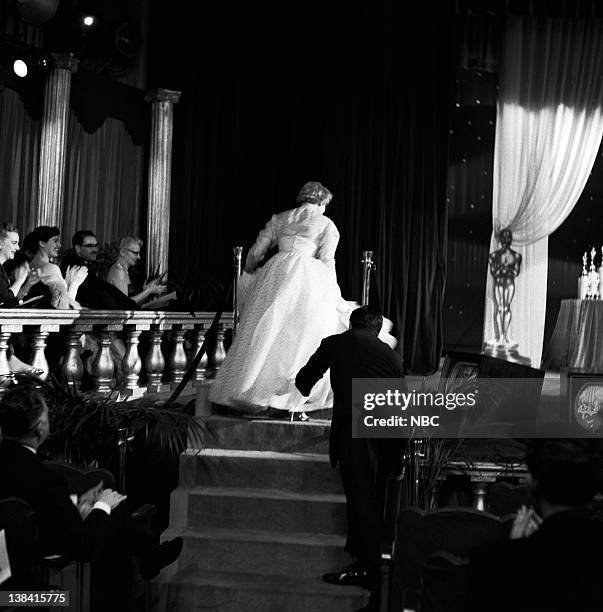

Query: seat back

[390,507,512,612]
[0,497,44,590]
[44,461,116,495]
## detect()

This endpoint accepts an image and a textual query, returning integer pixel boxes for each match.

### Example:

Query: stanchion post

[232,246,243,338]
[361,250,375,306]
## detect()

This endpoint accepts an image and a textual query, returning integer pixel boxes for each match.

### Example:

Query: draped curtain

[162,1,452,373]
[62,113,143,245]
[484,16,603,366]
[0,87,41,233]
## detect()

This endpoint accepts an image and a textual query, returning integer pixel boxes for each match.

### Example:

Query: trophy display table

[541,299,603,372]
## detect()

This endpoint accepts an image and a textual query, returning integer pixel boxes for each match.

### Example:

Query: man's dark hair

[349,306,383,332]
[0,383,47,439]
[72,230,96,248]
[22,226,60,256]
[526,439,603,506]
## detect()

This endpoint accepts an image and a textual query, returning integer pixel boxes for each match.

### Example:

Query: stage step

[160,417,363,611]
[179,448,342,494]
[172,486,346,535]
[149,566,368,612]
[178,528,349,578]
[199,414,331,453]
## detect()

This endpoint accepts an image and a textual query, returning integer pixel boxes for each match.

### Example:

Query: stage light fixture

[82,15,96,27]
[13,59,28,77]
[11,51,50,78]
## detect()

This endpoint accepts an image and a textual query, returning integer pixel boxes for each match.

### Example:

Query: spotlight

[13,59,28,77]
[82,15,96,28]
[11,51,50,78]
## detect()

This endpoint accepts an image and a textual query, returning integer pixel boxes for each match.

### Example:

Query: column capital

[51,53,79,73]
[145,88,181,104]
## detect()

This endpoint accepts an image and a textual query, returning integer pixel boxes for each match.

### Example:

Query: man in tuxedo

[295,306,404,590]
[61,230,137,310]
[0,379,183,608]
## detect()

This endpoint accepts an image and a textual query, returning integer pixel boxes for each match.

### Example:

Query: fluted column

[37,53,79,226]
[144,88,181,278]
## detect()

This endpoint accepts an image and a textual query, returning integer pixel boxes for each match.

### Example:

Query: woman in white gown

[210,181,395,417]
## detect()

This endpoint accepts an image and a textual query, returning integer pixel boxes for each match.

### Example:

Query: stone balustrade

[0,309,234,397]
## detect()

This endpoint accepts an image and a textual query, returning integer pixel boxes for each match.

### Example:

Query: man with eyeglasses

[61,230,136,310]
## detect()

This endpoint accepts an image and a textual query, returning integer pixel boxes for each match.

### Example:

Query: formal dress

[210,204,342,413]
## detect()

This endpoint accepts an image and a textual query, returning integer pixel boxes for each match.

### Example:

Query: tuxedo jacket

[0,440,110,560]
[296,327,404,467]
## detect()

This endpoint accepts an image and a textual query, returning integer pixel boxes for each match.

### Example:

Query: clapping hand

[25,266,40,287]
[510,505,542,539]
[77,482,127,518]
[14,264,29,285]
[144,271,167,296]
[65,265,88,289]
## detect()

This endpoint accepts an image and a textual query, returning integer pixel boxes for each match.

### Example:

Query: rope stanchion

[163,279,233,408]
[232,246,243,339]
[361,250,375,306]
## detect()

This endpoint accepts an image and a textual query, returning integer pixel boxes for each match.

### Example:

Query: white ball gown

[209,203,396,414]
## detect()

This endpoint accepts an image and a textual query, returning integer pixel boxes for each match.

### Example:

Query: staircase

[149,415,368,612]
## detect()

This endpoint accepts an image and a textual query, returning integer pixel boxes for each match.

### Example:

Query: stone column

[37,53,79,227]
[144,88,181,278]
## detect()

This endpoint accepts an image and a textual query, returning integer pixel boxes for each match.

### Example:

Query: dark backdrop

[148,0,454,374]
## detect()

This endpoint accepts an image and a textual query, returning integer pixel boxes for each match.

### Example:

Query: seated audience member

[106,237,165,305]
[467,438,603,612]
[0,225,43,376]
[0,380,183,607]
[0,223,39,303]
[23,226,87,310]
[61,230,137,310]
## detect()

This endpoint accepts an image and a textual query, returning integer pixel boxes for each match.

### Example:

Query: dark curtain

[152,0,453,373]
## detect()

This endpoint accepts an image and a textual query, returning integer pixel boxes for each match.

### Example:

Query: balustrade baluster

[192,325,208,385]
[207,324,226,378]
[61,330,84,389]
[122,327,143,394]
[145,327,166,393]
[168,325,188,387]
[0,332,12,378]
[30,329,50,381]
[93,329,114,394]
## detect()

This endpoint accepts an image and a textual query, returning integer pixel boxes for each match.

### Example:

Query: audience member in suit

[296,306,405,592]
[61,230,138,310]
[468,438,603,612]
[0,380,183,609]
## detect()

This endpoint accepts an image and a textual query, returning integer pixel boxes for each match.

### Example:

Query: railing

[0,309,234,397]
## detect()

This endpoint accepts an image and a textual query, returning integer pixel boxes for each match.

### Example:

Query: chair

[0,497,44,591]
[389,507,512,612]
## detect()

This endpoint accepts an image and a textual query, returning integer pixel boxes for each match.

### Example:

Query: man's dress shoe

[140,537,184,579]
[322,564,372,588]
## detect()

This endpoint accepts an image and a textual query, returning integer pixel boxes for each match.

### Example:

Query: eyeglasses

[125,248,141,255]
[81,243,99,248]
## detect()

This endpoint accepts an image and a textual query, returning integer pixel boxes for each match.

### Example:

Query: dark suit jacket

[468,508,603,611]
[0,440,110,561]
[296,328,404,467]
[61,253,137,310]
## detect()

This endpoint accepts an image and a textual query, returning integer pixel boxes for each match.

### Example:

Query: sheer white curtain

[483,17,603,367]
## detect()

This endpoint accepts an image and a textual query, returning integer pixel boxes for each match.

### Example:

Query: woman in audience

[23,226,88,310]
[106,236,165,304]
